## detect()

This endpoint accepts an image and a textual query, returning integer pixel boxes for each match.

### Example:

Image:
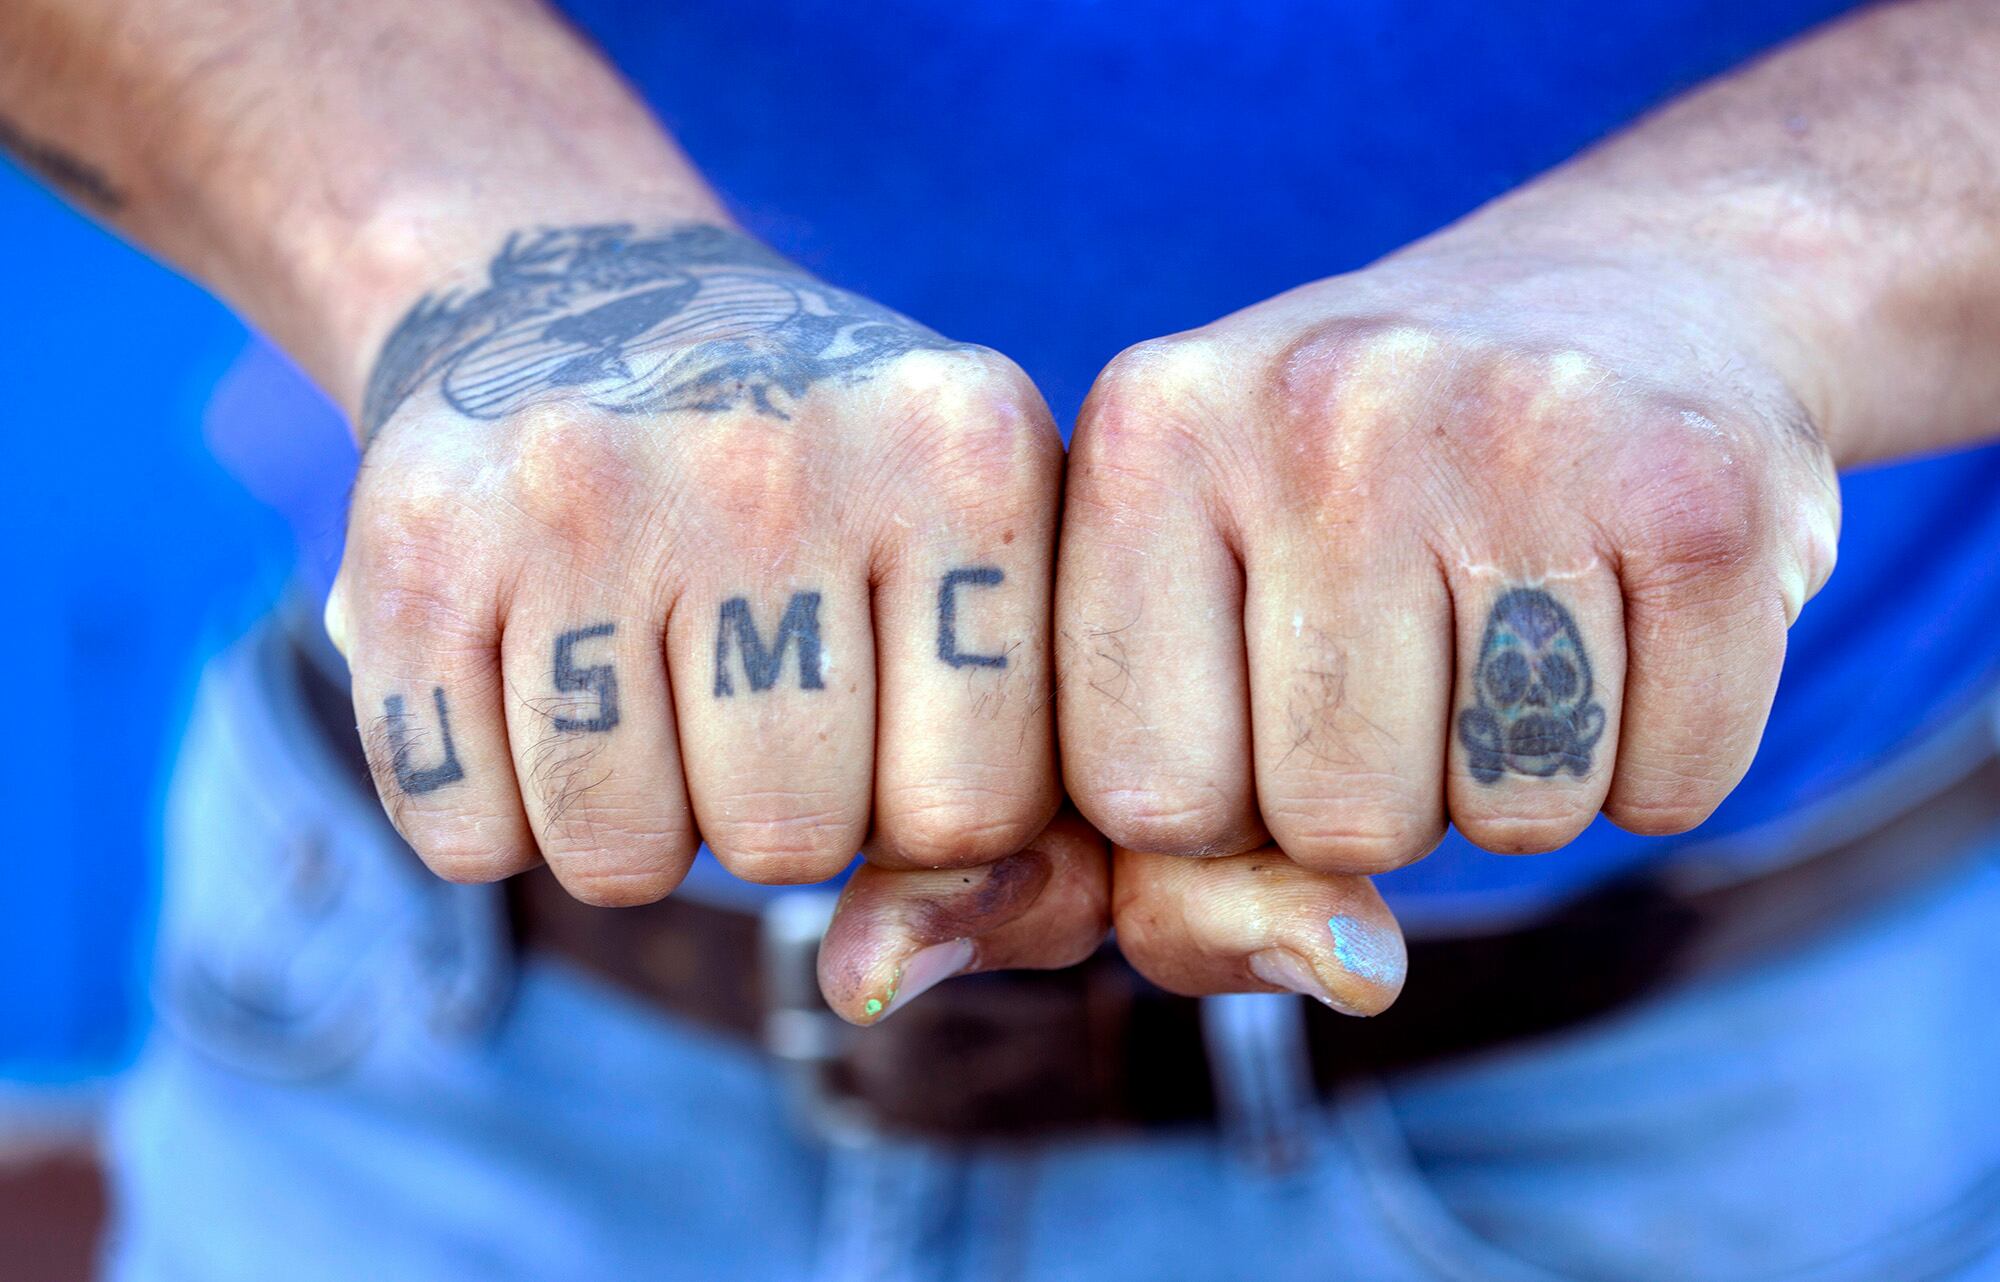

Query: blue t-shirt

[229,0,2000,924]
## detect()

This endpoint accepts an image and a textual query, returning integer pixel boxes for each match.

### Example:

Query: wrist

[1398,174,1875,463]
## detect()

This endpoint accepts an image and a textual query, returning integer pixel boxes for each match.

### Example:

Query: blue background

[0,159,286,1082]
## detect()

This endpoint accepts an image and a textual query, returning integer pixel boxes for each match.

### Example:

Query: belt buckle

[758,890,876,1141]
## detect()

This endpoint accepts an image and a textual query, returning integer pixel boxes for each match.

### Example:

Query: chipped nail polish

[1326,914,1406,988]
[1248,948,1364,1016]
[875,937,976,1021]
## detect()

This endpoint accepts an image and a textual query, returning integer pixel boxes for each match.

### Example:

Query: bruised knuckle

[1621,419,1770,581]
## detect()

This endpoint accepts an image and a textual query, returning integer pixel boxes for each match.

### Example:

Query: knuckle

[897,400,1060,522]
[502,406,640,544]
[1267,318,1448,426]
[415,837,531,885]
[1079,780,1249,858]
[1454,810,1588,857]
[876,782,1047,868]
[1076,337,1225,460]
[1621,418,1769,583]
[1606,764,1731,835]
[678,415,814,549]
[1260,798,1442,873]
[703,792,863,881]
[552,860,687,908]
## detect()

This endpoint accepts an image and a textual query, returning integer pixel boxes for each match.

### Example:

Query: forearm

[0,0,728,423]
[1407,0,2000,466]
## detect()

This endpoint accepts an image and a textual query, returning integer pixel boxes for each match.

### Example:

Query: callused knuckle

[706,804,860,877]
[418,840,523,885]
[1632,452,1764,580]
[1271,319,1444,421]
[880,785,1039,866]
[1084,337,1222,439]
[1264,803,1435,872]
[559,863,683,908]
[1084,782,1242,857]
[503,406,639,538]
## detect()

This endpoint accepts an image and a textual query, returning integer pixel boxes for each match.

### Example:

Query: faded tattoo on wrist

[1457,588,1605,784]
[381,686,466,794]
[361,223,966,437]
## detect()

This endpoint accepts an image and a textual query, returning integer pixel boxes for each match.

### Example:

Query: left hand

[1041,233,1837,1002]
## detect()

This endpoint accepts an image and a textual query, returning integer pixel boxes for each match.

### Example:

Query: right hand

[329,221,1064,904]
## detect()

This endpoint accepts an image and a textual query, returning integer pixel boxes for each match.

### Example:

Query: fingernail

[1326,914,1406,989]
[871,938,976,1021]
[1248,948,1364,1016]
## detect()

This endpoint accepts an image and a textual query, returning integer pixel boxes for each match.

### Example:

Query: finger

[500,599,698,906]
[1446,572,1625,854]
[1111,843,1406,1015]
[865,370,1062,868]
[1602,480,1796,834]
[1245,529,1451,874]
[339,574,540,884]
[820,809,1110,1024]
[1058,368,1267,857]
[671,563,873,885]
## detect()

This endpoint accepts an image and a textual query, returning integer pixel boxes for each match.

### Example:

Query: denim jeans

[103,628,2000,1282]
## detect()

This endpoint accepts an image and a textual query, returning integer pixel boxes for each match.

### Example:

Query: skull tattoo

[1457,587,1605,784]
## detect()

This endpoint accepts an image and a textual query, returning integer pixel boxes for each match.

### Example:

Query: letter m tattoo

[714,592,826,696]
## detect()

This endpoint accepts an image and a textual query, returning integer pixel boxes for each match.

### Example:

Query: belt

[283,614,2000,1140]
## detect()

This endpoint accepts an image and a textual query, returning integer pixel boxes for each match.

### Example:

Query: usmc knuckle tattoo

[714,592,825,697]
[937,566,1008,669]
[551,622,620,732]
[381,686,467,795]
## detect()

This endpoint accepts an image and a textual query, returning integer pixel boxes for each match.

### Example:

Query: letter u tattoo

[383,686,466,794]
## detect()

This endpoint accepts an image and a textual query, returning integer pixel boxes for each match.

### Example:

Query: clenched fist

[1058,242,1839,882]
[329,223,1062,902]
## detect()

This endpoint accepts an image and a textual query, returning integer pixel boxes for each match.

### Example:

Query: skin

[0,5,1063,905]
[1053,0,2000,1004]
[8,0,2000,1025]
